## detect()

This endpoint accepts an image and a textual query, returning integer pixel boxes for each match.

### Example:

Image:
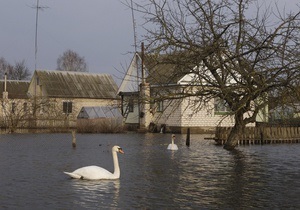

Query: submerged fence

[215,126,300,145]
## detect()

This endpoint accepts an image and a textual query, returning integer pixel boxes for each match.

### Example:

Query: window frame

[214,98,230,115]
[63,101,73,115]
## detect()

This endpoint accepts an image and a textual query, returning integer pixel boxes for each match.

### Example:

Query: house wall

[179,98,235,127]
[0,96,120,130]
[34,97,119,128]
[120,95,140,124]
[150,97,258,133]
[27,72,46,98]
[126,106,140,124]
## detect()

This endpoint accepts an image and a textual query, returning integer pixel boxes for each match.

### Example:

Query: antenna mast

[33,0,48,70]
[131,0,137,52]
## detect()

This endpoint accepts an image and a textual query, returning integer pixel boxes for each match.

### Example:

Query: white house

[118,52,267,133]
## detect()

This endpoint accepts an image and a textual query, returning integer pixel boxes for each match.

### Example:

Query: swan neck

[112,151,120,178]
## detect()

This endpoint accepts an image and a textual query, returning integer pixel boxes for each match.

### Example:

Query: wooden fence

[215,126,300,145]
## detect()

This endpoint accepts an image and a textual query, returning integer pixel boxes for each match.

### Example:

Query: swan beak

[118,148,124,154]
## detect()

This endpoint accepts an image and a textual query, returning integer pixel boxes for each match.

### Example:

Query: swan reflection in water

[69,179,120,208]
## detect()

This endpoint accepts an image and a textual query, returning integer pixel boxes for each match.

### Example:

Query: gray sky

[0,0,138,84]
[0,0,299,85]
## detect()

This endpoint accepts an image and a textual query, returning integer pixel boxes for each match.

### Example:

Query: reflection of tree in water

[227,149,247,207]
[69,179,120,209]
[225,149,267,209]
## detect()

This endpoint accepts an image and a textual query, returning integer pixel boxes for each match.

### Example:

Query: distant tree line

[0,49,88,80]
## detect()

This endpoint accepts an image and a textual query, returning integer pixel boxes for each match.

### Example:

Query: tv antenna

[30,0,49,70]
[130,0,137,52]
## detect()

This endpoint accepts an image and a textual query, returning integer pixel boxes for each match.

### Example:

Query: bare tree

[0,58,31,80]
[132,0,300,150]
[57,49,88,72]
[9,60,31,80]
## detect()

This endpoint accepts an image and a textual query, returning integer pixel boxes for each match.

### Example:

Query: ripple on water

[0,134,299,209]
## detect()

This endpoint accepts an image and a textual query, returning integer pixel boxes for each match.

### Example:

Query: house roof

[118,52,196,95]
[142,53,185,85]
[34,70,119,99]
[0,80,30,99]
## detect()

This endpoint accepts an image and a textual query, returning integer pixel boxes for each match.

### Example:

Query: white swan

[167,134,178,150]
[64,145,124,180]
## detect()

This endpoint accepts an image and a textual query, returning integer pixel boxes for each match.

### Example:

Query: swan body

[64,145,124,180]
[167,134,178,150]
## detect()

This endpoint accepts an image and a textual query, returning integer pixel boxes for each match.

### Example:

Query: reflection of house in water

[118,51,267,134]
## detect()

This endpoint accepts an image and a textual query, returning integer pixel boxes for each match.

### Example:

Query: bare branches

[0,58,31,80]
[57,50,88,72]
[131,0,300,147]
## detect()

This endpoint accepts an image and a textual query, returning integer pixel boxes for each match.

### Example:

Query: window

[128,98,134,112]
[63,101,73,114]
[156,100,163,112]
[23,102,28,112]
[12,102,16,114]
[150,100,163,113]
[214,98,230,114]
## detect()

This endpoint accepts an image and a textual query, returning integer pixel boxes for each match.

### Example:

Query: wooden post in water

[72,130,76,148]
[260,128,264,145]
[186,128,190,147]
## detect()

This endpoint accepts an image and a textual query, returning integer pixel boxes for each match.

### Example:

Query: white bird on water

[64,145,124,180]
[167,134,178,150]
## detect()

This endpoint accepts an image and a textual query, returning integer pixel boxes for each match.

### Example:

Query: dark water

[0,133,299,209]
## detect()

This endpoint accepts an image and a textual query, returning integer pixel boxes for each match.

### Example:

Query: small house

[118,52,267,133]
[26,69,120,129]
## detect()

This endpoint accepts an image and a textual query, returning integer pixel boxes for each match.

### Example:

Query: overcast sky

[0,0,140,84]
[0,0,299,85]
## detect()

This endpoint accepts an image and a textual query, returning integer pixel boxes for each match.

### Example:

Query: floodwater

[0,133,299,209]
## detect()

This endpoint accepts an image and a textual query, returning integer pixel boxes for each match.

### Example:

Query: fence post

[72,130,76,148]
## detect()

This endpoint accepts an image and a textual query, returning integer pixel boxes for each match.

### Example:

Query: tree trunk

[224,112,245,150]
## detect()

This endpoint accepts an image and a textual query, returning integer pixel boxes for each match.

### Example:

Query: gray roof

[35,70,118,99]
[78,106,122,119]
[142,53,182,85]
[0,80,30,99]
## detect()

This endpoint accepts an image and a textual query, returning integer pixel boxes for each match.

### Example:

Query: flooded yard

[0,133,299,209]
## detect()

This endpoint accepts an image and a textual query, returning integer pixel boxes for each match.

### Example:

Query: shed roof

[0,80,30,99]
[77,106,122,119]
[35,70,118,99]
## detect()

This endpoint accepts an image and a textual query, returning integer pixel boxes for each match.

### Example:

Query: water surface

[0,133,299,209]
